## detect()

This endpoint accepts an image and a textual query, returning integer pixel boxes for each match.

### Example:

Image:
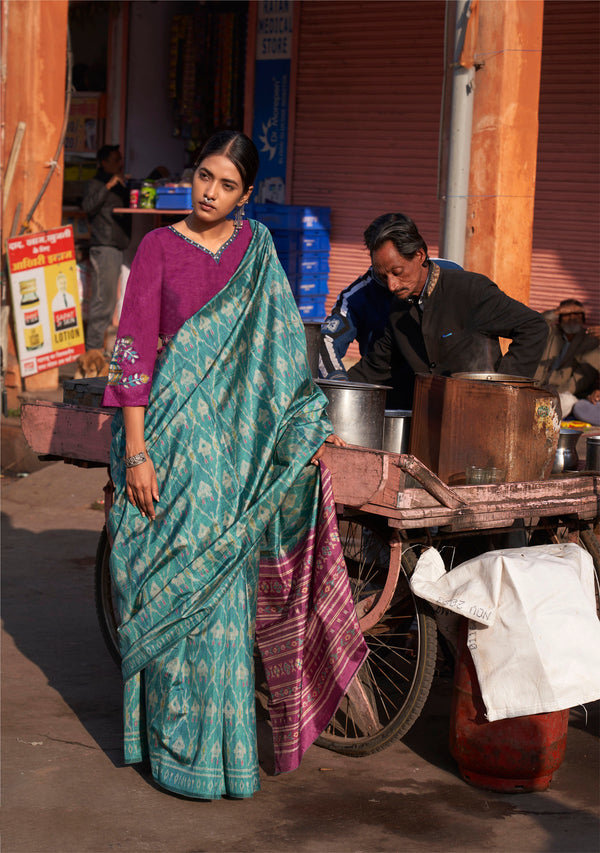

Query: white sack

[410,543,600,721]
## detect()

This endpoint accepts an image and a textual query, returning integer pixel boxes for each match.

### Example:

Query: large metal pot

[303,321,322,378]
[316,378,390,449]
[382,409,412,453]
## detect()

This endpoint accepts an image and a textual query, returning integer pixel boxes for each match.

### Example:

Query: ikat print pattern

[109,222,349,799]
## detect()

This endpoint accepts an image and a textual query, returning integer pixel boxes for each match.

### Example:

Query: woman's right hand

[126,455,159,520]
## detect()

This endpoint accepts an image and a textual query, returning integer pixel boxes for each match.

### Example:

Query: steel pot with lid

[316,378,391,449]
[382,409,412,454]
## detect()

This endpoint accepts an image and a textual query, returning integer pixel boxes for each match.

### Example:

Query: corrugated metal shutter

[290,0,447,346]
[531,1,600,326]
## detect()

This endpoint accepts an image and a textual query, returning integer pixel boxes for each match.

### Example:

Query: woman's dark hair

[195,131,259,193]
[365,212,428,260]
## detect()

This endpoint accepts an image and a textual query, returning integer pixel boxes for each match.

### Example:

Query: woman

[102,131,367,799]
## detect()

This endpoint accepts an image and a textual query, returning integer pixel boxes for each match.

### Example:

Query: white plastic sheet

[410,543,600,721]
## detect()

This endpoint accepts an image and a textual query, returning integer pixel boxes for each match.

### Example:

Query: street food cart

[20,376,600,758]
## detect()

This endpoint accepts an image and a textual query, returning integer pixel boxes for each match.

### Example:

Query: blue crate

[298,230,330,252]
[295,296,327,321]
[297,253,330,275]
[292,274,329,297]
[155,186,192,209]
[272,229,330,253]
[251,203,330,231]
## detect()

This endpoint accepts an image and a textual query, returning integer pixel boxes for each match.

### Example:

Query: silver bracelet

[124,451,147,468]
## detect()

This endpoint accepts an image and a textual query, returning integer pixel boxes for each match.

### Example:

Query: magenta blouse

[102,221,252,407]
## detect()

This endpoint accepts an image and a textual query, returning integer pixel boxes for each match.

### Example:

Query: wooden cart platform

[20,395,600,757]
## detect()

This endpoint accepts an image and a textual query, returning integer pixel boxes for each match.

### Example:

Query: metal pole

[442,0,476,267]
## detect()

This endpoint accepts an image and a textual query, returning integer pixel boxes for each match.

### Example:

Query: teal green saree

[108,222,367,798]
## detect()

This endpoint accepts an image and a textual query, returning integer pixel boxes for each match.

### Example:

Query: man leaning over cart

[318,212,463,380]
[343,213,548,408]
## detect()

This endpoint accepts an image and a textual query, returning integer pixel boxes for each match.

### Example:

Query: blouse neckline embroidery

[168,224,240,263]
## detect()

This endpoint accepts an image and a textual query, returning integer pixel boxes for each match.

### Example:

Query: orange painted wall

[465,0,544,305]
[2,0,69,393]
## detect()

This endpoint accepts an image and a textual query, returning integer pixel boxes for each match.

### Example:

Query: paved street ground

[2,462,599,852]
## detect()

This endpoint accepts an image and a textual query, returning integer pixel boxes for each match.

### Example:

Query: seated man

[319,212,462,379]
[345,213,548,409]
[535,299,600,422]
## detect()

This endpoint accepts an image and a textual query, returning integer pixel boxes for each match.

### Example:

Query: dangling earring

[234,202,245,231]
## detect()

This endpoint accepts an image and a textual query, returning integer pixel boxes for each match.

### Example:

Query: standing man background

[82,144,131,353]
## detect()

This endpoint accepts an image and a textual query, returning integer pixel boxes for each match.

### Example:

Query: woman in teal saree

[103,132,367,799]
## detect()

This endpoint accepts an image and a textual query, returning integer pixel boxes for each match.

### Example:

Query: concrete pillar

[465,0,544,305]
[2,0,69,395]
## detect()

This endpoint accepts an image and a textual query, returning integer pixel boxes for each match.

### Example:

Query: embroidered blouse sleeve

[102,231,163,407]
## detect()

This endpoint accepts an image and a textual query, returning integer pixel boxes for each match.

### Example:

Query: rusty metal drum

[410,374,561,484]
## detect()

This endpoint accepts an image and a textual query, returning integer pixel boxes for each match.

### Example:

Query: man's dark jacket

[348,266,549,408]
[81,168,130,250]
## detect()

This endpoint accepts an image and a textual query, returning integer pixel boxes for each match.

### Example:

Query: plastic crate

[251,203,330,231]
[295,296,327,320]
[155,186,192,210]
[297,253,330,275]
[292,274,329,297]
[272,229,330,253]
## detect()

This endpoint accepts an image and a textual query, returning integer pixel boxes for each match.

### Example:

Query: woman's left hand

[311,433,346,465]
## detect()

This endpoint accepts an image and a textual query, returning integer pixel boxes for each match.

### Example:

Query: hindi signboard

[6,226,85,376]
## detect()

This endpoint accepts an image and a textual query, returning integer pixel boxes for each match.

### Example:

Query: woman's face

[371,241,428,300]
[191,154,252,225]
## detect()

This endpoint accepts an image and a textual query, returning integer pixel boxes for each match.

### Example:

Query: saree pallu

[108,221,367,799]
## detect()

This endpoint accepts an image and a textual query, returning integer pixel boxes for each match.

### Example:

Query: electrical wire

[19,28,74,235]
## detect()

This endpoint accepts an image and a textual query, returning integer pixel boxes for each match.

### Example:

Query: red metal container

[410,374,560,484]
[449,621,569,793]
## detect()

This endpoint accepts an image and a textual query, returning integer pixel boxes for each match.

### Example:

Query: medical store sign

[6,226,85,376]
[252,1,293,204]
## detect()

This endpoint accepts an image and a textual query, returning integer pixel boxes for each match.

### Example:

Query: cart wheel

[528,520,600,617]
[315,517,437,756]
[94,525,121,666]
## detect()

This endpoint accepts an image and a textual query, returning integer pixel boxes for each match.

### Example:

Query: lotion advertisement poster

[6,226,85,376]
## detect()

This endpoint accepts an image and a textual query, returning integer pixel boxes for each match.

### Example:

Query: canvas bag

[410,543,600,721]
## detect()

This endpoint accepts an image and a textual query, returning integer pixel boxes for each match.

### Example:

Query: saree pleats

[109,221,366,799]
[257,463,368,773]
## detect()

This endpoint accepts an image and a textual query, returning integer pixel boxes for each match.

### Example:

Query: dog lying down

[74,349,109,379]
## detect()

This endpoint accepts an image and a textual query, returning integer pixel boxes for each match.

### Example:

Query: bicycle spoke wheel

[316,518,437,756]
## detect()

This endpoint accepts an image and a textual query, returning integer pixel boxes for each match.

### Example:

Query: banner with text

[6,226,85,376]
[252,1,293,204]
